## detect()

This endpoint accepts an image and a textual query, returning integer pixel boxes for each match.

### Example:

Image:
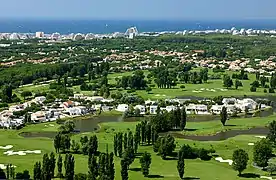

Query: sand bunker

[0,145,13,150]
[215,157,233,165]
[192,90,202,93]
[0,164,16,169]
[4,150,41,156]
[261,176,275,180]
[248,143,255,146]
[255,136,266,139]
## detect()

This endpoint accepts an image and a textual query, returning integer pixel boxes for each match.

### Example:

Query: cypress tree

[49,152,56,178]
[145,123,152,145]
[57,155,63,178]
[135,124,141,144]
[128,131,134,149]
[176,107,181,128]
[140,152,152,177]
[123,133,128,151]
[141,121,146,144]
[98,153,107,180]
[88,135,98,156]
[0,169,6,180]
[113,134,118,156]
[177,151,185,179]
[180,107,187,131]
[220,106,228,126]
[123,147,135,169]
[118,133,123,157]
[120,159,128,180]
[6,164,11,179]
[88,154,98,180]
[134,132,140,153]
[54,133,61,153]
[41,153,51,180]
[33,162,41,180]
[64,154,75,180]
[108,152,115,180]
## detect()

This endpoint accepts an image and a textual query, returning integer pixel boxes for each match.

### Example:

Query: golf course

[0,112,275,180]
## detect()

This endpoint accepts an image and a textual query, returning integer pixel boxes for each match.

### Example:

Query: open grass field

[0,114,275,179]
[12,69,270,101]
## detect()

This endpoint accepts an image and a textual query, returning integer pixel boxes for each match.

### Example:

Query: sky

[1,0,276,20]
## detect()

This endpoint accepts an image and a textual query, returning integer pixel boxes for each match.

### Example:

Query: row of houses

[115,98,266,115]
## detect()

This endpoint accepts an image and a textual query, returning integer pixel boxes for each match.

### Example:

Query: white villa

[34,96,46,104]
[116,104,129,112]
[74,94,85,99]
[134,105,146,114]
[145,100,157,105]
[165,105,177,112]
[185,104,209,115]
[65,106,87,116]
[211,104,236,115]
[149,105,158,114]
[31,111,46,123]
[236,98,258,111]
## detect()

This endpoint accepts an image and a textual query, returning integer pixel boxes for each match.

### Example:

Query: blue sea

[0,19,275,34]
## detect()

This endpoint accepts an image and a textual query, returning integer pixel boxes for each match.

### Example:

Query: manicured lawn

[12,69,271,100]
[0,114,275,179]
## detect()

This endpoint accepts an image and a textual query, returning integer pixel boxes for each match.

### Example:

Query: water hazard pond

[163,127,269,141]
[19,115,142,139]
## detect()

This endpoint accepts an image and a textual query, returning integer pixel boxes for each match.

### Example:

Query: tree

[71,140,80,153]
[123,133,128,151]
[0,168,6,180]
[232,149,249,176]
[88,135,98,156]
[155,135,176,159]
[88,154,98,180]
[267,163,276,175]
[250,86,257,92]
[253,139,272,168]
[49,152,56,178]
[16,170,30,180]
[235,79,243,90]
[146,87,152,94]
[74,173,88,180]
[220,106,227,126]
[177,151,185,179]
[134,132,140,154]
[41,154,51,180]
[33,162,42,180]
[180,108,187,131]
[64,154,75,180]
[61,134,71,153]
[223,75,233,89]
[113,134,118,156]
[98,153,107,180]
[267,120,276,144]
[2,84,13,102]
[117,133,123,157]
[57,155,63,178]
[123,147,135,169]
[140,152,152,177]
[21,91,32,100]
[121,159,128,180]
[108,152,115,180]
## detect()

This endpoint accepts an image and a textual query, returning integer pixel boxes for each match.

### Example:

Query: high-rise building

[35,32,44,38]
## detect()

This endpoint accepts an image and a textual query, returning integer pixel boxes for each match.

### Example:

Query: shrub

[269,88,275,93]
[250,86,257,92]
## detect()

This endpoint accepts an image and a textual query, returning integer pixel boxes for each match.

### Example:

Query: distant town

[1,26,276,41]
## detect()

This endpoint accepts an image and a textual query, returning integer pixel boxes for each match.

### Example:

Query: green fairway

[12,69,271,101]
[0,114,275,179]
